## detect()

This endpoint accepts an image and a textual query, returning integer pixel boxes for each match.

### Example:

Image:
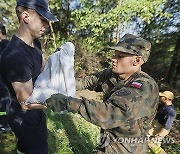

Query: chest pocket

[102,78,125,101]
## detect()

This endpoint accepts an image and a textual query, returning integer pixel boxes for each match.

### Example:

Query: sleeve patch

[131,81,142,89]
[115,89,131,96]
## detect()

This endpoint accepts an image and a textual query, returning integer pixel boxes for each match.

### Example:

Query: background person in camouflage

[46,34,159,154]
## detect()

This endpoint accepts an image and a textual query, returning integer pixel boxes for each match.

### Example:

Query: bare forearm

[12,80,46,110]
[12,80,33,101]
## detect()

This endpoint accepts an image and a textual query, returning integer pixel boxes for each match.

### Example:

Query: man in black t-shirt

[0,0,58,153]
[0,22,10,132]
[155,91,176,136]
[148,91,176,153]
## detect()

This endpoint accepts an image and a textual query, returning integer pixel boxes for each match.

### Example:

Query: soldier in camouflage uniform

[46,34,159,154]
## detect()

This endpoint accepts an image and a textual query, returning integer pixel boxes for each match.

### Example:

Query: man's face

[27,10,49,38]
[111,51,136,78]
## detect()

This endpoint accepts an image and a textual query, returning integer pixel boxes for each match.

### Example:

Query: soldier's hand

[21,102,47,110]
[46,93,71,112]
[26,103,47,110]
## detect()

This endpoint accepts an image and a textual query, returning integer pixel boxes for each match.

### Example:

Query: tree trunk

[49,22,57,49]
[116,19,121,43]
[166,34,180,85]
[67,0,70,36]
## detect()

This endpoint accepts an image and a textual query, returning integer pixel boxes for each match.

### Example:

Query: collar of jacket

[110,70,140,87]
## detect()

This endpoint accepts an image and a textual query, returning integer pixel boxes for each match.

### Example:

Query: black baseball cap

[16,0,59,22]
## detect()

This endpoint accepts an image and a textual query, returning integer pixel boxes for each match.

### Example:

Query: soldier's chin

[40,31,45,37]
[112,68,118,73]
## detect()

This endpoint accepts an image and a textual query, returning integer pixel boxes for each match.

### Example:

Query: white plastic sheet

[25,42,76,105]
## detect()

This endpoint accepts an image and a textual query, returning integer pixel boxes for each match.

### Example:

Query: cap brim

[109,46,136,55]
[159,92,164,97]
[37,10,59,22]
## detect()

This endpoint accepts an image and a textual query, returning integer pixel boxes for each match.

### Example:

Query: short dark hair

[16,5,32,22]
[0,22,6,35]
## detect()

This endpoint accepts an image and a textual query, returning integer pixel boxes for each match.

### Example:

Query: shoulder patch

[131,81,142,89]
[115,89,131,96]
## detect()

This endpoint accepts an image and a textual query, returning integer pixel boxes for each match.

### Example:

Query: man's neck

[119,69,140,81]
[16,27,34,47]
[164,101,172,106]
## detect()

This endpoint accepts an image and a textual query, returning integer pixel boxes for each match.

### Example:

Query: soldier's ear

[133,56,142,66]
[136,56,143,64]
[22,11,30,24]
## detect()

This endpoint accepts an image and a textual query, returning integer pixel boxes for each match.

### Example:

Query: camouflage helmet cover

[110,34,151,62]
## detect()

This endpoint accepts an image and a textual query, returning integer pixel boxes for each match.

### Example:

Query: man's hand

[21,102,47,110]
[155,128,169,137]
[46,93,71,112]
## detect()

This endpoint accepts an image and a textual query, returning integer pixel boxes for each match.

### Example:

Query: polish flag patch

[131,81,142,89]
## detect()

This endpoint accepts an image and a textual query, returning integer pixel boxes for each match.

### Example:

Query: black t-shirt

[0,35,42,111]
[0,39,9,55]
[155,103,176,130]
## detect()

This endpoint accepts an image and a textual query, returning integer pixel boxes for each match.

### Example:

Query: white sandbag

[25,42,76,105]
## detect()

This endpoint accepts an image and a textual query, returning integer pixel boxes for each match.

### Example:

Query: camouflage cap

[109,34,151,62]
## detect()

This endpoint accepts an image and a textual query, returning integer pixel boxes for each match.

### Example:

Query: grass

[46,109,100,154]
[0,109,100,154]
[0,132,16,154]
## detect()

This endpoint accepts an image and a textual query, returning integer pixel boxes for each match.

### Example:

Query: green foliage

[72,0,167,52]
[0,132,16,154]
[0,0,18,38]
[141,0,180,85]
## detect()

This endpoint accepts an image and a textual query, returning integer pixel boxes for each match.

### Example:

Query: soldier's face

[112,51,136,78]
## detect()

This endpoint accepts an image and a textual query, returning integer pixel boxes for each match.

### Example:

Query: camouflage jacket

[67,68,159,154]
